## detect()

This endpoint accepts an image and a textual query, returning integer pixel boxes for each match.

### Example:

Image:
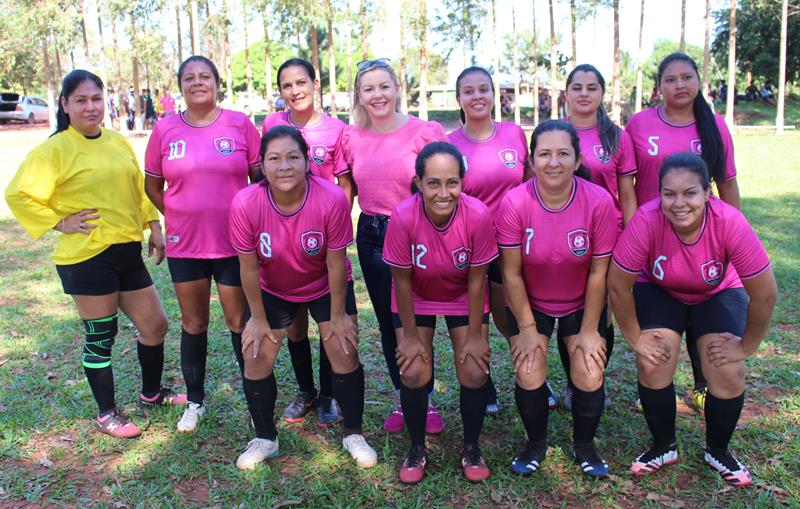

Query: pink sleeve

[331,130,351,177]
[415,120,448,151]
[244,118,262,166]
[143,124,163,177]
[615,130,637,176]
[326,189,354,250]
[340,127,355,167]
[717,117,737,182]
[261,112,276,137]
[470,206,499,265]
[229,192,256,253]
[591,194,618,257]
[612,210,650,274]
[382,208,412,268]
[726,211,770,280]
[495,195,522,248]
[517,124,532,176]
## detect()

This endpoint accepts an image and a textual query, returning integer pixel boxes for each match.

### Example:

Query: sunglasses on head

[356,58,391,72]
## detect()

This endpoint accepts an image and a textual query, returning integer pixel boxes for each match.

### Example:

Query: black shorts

[487,259,503,285]
[506,306,608,338]
[56,242,153,296]
[391,312,490,330]
[167,256,241,285]
[633,283,748,338]
[261,281,357,329]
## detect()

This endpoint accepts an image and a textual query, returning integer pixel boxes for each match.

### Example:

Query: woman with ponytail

[5,70,182,438]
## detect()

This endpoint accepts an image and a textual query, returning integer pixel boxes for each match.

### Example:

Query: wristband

[518,322,536,330]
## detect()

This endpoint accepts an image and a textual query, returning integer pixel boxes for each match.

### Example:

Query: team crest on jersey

[310,145,328,165]
[301,230,324,256]
[592,144,611,163]
[690,139,703,155]
[567,229,590,257]
[214,137,235,155]
[497,149,519,168]
[451,247,472,270]
[701,260,724,285]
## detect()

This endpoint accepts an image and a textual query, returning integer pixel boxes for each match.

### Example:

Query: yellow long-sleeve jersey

[5,126,160,265]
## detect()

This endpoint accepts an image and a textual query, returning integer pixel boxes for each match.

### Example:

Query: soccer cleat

[630,443,679,476]
[574,443,610,478]
[704,448,752,487]
[425,404,445,434]
[342,434,378,468]
[461,444,491,482]
[317,396,342,428]
[383,406,405,433]
[485,380,499,417]
[95,409,141,438]
[634,397,643,413]
[564,385,574,411]
[692,387,708,414]
[545,380,559,409]
[399,445,428,484]
[283,390,317,423]
[510,442,547,475]
[139,388,188,407]
[176,402,205,433]
[236,437,279,470]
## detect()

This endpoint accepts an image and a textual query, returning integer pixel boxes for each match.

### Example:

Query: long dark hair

[52,70,104,137]
[411,142,466,194]
[659,152,711,192]
[529,120,593,182]
[259,125,310,187]
[455,66,494,124]
[566,64,620,158]
[657,52,725,184]
[277,58,316,90]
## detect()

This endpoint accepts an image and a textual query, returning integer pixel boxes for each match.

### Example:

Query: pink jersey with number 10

[382,193,498,315]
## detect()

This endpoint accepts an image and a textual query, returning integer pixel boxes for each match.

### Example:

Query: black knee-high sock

[287,337,315,393]
[332,364,364,435]
[426,345,436,397]
[515,383,549,446]
[137,342,164,397]
[401,382,429,447]
[230,331,245,376]
[485,373,497,404]
[85,366,115,415]
[319,341,333,398]
[572,385,605,445]
[638,382,677,448]
[557,335,573,388]
[181,329,208,404]
[461,381,488,446]
[604,324,615,365]
[705,391,744,453]
[685,328,707,390]
[243,373,278,440]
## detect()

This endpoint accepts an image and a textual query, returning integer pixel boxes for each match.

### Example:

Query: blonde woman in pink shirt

[341,59,449,435]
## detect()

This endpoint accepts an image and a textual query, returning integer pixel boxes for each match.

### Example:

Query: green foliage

[502,28,569,83]
[432,0,487,64]
[642,39,719,94]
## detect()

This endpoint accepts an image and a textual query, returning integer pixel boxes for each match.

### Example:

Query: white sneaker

[176,402,205,433]
[342,434,378,468]
[236,438,279,470]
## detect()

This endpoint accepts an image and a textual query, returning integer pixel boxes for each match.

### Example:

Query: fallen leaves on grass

[646,493,685,507]
[754,481,791,501]
[0,357,8,367]
[272,500,303,509]
[38,458,54,469]
[491,487,503,503]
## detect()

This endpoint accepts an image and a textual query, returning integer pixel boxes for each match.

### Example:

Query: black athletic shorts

[487,259,503,285]
[633,283,748,338]
[261,281,357,329]
[56,242,153,296]
[391,312,491,330]
[167,256,241,285]
[506,305,608,338]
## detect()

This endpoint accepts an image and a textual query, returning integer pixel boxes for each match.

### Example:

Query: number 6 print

[653,255,667,280]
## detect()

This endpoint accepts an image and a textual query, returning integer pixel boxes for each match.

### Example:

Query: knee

[456,365,488,389]
[243,357,271,380]
[515,364,546,390]
[571,363,603,392]
[636,356,663,385]
[140,315,168,346]
[327,346,360,374]
[400,361,431,389]
[182,316,209,335]
[708,363,746,396]
[224,314,246,334]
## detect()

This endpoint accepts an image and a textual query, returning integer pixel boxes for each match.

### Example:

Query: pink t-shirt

[229,175,354,302]
[341,116,447,216]
[447,122,530,217]
[612,197,770,305]
[144,109,261,258]
[624,107,737,205]
[261,111,349,182]
[573,124,637,227]
[382,193,498,315]
[495,177,618,316]
[159,96,176,115]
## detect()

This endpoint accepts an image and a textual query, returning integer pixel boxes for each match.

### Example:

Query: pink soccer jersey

[625,107,737,205]
[261,111,349,182]
[495,177,618,317]
[612,197,770,305]
[447,121,530,217]
[341,116,447,217]
[574,124,636,226]
[382,193,498,316]
[229,175,354,302]
[144,109,261,258]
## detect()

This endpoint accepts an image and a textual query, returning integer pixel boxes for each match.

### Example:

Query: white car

[0,93,50,124]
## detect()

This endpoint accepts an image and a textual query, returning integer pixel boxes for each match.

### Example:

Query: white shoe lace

[177,402,204,431]
[343,434,377,468]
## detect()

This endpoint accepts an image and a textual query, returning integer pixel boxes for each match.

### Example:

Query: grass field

[0,126,798,508]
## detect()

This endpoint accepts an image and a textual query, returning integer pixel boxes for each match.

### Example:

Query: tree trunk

[418,0,429,120]
[54,37,63,81]
[112,17,122,93]
[346,0,354,119]
[311,25,322,109]
[399,2,408,113]
[83,0,110,126]
[42,37,56,128]
[176,0,183,63]
[80,9,89,62]
[570,0,577,68]
[131,11,141,130]
[776,0,787,134]
[493,0,502,121]
[548,0,557,119]
[326,0,337,115]
[360,0,368,60]
[724,0,736,128]
[702,0,711,98]
[532,0,539,126]
[223,0,232,102]
[512,0,520,125]
[243,3,253,100]
[611,0,621,123]
[262,10,273,112]
[190,0,200,54]
[680,0,686,52]
[635,0,645,113]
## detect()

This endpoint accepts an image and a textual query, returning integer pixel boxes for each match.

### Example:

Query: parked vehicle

[0,93,49,124]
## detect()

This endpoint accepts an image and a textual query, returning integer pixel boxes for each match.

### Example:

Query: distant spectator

[538,88,552,119]
[159,90,176,118]
[760,80,775,105]
[744,84,757,102]
[107,89,119,130]
[557,89,567,118]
